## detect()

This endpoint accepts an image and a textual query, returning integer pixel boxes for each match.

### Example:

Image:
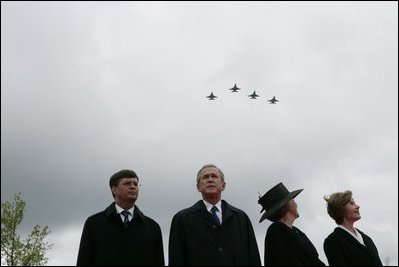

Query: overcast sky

[1,1,398,266]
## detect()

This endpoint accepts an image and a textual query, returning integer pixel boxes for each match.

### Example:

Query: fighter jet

[268,96,279,104]
[206,92,217,100]
[229,83,241,92]
[249,91,260,99]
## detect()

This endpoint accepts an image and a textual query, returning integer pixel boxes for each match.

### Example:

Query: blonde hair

[324,190,352,224]
[196,164,225,184]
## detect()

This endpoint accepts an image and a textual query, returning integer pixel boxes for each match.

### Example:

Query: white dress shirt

[338,224,365,246]
[203,200,222,224]
[115,204,134,222]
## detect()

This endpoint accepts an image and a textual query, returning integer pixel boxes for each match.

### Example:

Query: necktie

[211,206,221,225]
[121,210,130,228]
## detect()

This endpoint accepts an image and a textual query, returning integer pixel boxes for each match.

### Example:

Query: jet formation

[206,83,279,104]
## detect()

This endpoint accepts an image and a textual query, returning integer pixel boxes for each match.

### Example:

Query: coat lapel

[222,200,235,223]
[191,200,216,225]
[335,228,368,252]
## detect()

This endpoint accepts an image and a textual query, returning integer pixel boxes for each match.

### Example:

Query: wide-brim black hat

[258,182,303,223]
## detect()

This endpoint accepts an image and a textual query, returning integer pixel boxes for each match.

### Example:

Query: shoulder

[268,221,286,230]
[87,203,115,220]
[172,201,204,218]
[324,227,344,243]
[325,227,337,238]
[84,205,114,227]
[85,211,104,224]
[134,206,161,227]
[292,225,308,236]
[267,221,287,234]
[142,216,162,230]
[265,222,293,242]
[222,200,248,216]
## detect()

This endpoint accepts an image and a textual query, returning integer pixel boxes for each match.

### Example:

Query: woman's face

[288,199,299,219]
[344,197,361,222]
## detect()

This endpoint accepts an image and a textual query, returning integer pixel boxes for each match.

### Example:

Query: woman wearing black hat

[258,182,325,266]
[323,190,382,266]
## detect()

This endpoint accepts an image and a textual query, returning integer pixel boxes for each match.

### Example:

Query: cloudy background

[1,1,397,265]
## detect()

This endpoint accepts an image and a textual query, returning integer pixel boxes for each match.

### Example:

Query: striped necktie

[211,206,221,225]
[121,210,130,228]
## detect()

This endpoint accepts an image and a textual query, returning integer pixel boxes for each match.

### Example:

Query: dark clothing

[77,203,164,266]
[264,221,325,266]
[324,227,382,266]
[169,200,261,266]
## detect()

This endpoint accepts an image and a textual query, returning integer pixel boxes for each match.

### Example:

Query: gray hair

[196,164,225,184]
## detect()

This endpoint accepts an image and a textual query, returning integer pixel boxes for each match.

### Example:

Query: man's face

[196,167,225,197]
[112,177,140,203]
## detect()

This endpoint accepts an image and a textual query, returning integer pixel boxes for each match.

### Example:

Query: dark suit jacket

[168,200,261,266]
[77,203,164,266]
[324,227,382,266]
[264,221,325,266]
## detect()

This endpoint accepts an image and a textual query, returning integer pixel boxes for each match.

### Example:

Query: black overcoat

[77,203,164,266]
[324,227,382,266]
[168,200,261,266]
[264,221,325,266]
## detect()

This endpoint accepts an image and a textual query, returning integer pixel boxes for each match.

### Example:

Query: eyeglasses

[121,181,141,187]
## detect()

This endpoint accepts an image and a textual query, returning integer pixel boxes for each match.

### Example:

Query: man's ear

[221,181,226,191]
[111,186,117,195]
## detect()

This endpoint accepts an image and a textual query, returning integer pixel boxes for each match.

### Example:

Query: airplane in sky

[206,92,217,100]
[248,91,259,99]
[268,96,279,104]
[229,83,240,92]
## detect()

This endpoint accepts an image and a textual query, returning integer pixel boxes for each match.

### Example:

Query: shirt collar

[202,200,222,213]
[338,224,365,245]
[115,203,135,215]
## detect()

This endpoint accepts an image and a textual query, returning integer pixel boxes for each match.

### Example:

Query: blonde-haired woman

[323,190,382,266]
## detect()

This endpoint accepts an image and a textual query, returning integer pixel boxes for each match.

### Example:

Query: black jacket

[77,203,164,266]
[168,200,261,266]
[324,227,382,266]
[264,222,325,266]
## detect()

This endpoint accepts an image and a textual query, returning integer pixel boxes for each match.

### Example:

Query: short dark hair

[109,169,139,188]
